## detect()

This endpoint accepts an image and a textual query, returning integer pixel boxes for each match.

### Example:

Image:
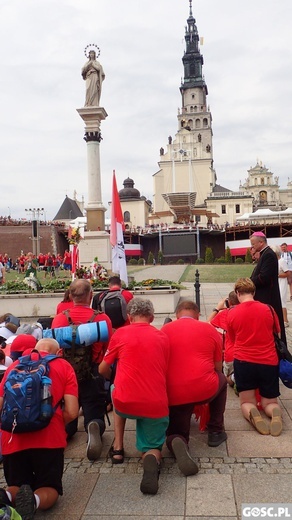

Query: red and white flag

[110,171,128,286]
[70,244,79,280]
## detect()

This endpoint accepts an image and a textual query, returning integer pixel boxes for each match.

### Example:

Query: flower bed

[128,279,184,290]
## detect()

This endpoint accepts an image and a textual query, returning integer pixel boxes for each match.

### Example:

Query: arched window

[195,118,201,128]
[124,211,130,222]
[187,119,193,129]
[203,118,208,127]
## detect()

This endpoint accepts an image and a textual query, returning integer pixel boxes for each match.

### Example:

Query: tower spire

[180,0,207,93]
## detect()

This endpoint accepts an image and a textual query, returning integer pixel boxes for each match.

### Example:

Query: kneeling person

[0,339,79,520]
[162,301,227,476]
[99,298,170,495]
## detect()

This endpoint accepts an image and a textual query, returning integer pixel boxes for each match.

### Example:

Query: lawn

[4,269,71,284]
[179,264,254,284]
[4,263,255,287]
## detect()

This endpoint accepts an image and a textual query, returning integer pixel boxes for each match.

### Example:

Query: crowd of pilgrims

[0,251,72,273]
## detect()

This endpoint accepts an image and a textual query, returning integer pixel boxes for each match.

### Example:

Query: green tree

[225,246,232,264]
[147,251,154,265]
[205,247,214,264]
[245,248,252,263]
[158,249,163,265]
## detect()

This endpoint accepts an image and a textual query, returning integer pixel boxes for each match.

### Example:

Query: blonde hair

[234,278,255,295]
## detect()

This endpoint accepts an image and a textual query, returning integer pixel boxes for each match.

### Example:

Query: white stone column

[77,106,108,231]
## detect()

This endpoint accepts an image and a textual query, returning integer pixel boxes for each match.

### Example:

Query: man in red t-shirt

[0,338,78,519]
[92,275,133,328]
[62,250,72,271]
[162,300,227,476]
[99,298,169,495]
[52,279,113,461]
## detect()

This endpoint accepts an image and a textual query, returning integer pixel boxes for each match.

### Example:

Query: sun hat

[0,327,14,341]
[10,334,37,353]
[16,324,34,336]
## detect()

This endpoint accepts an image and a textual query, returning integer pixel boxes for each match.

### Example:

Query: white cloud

[0,0,291,219]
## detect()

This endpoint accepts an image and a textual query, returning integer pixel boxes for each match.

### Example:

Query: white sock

[34,494,40,509]
[6,491,12,503]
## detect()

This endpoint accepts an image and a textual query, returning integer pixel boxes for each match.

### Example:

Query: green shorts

[116,410,169,453]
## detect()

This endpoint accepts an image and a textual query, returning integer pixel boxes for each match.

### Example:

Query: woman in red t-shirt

[56,289,75,315]
[227,278,282,437]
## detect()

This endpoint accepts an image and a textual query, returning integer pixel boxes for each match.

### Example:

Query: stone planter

[129,288,180,313]
[0,289,181,318]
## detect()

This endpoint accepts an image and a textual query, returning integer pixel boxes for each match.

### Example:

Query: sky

[1,0,292,221]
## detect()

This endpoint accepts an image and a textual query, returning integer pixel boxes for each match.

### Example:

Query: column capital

[84,131,102,142]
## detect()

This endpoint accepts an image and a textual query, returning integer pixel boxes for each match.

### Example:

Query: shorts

[116,410,169,453]
[234,359,280,399]
[3,448,64,495]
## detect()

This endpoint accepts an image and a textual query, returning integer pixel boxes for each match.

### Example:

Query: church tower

[152,0,216,224]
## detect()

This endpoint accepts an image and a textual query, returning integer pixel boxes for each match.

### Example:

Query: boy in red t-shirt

[208,291,239,387]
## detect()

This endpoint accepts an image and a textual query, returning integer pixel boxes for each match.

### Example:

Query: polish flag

[110,171,128,286]
[70,244,79,280]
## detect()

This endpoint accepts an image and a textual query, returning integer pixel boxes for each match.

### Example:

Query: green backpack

[0,505,22,520]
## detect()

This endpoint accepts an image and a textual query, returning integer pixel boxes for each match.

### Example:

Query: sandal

[249,407,269,435]
[109,446,124,464]
[270,408,283,437]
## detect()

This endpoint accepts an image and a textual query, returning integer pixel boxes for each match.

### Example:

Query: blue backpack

[279,358,292,389]
[1,351,59,434]
[0,505,22,519]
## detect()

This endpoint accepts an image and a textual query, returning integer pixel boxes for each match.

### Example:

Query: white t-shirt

[281,251,292,269]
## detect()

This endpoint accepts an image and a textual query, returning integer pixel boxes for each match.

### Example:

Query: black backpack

[96,290,128,329]
[61,309,100,381]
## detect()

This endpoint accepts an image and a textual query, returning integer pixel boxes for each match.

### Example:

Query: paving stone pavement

[1,265,292,519]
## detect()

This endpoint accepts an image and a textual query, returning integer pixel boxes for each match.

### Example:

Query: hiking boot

[208,431,227,447]
[15,484,36,520]
[171,437,199,476]
[140,454,160,495]
[0,488,12,506]
[86,421,102,461]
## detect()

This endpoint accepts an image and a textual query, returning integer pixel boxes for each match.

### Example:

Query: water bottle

[40,376,53,421]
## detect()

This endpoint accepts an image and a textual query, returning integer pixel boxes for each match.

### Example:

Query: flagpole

[110,171,128,286]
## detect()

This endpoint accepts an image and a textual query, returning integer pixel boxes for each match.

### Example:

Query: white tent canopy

[237,208,292,221]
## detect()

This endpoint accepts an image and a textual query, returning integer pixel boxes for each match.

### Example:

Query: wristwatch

[212,308,219,313]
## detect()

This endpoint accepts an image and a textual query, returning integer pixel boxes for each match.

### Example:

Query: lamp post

[25,208,45,256]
